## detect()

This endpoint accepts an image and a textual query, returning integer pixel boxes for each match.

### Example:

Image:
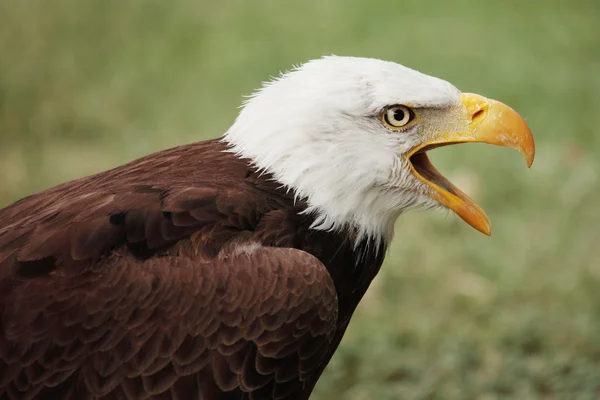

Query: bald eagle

[0,56,534,399]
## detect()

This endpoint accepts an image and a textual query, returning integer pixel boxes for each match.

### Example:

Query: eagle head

[224,56,534,244]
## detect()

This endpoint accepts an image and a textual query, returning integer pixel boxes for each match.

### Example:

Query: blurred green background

[1,0,599,398]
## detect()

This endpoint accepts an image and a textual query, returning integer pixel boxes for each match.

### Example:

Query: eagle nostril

[471,108,485,123]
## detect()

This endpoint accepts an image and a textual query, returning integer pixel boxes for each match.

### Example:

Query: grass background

[1,1,599,398]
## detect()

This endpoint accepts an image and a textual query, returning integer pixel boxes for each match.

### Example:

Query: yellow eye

[383,105,415,128]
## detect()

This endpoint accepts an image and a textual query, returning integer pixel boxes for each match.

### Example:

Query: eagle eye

[383,105,415,128]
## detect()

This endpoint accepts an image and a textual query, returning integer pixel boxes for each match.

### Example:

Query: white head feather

[223,56,461,245]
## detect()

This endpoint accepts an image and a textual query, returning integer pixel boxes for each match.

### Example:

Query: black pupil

[393,109,405,122]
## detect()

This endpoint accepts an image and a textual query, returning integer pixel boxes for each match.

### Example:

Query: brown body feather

[0,139,385,399]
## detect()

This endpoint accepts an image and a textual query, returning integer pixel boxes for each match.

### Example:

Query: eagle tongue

[410,153,459,196]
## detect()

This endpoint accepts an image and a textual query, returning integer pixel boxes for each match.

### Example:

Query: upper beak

[406,93,535,235]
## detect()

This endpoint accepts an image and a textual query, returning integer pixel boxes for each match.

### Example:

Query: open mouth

[409,144,466,198]
[404,93,535,236]
[406,143,497,236]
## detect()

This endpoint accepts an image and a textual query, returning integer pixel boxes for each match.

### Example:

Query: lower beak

[406,93,535,235]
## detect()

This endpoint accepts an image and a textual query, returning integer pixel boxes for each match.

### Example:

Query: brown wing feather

[0,140,339,399]
[0,141,284,273]
[0,244,337,399]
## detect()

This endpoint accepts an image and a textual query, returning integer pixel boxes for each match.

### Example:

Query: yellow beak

[406,93,535,235]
